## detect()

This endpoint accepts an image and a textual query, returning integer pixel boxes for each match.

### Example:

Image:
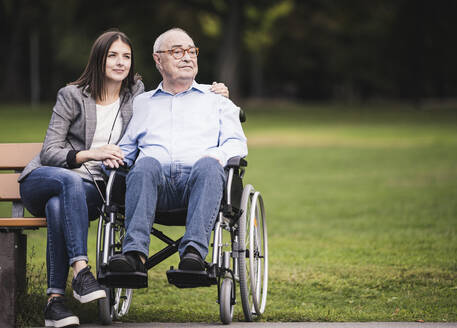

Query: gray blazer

[19,80,145,182]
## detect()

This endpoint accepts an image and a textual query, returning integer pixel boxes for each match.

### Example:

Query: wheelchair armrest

[105,167,130,208]
[239,108,246,123]
[224,157,246,212]
[101,163,130,180]
[225,156,247,169]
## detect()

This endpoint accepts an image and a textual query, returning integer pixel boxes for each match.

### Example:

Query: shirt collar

[150,80,207,97]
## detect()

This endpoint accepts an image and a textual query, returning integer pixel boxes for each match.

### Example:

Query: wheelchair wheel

[219,278,235,324]
[238,184,268,321]
[98,287,114,325]
[96,215,134,324]
[112,288,133,319]
[98,286,133,324]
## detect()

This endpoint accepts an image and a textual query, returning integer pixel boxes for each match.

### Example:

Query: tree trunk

[2,2,27,101]
[217,0,242,101]
[30,30,40,107]
[250,52,263,98]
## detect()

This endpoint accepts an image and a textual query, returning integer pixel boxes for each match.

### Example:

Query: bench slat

[0,173,21,200]
[0,143,42,170]
[0,218,47,227]
[0,143,50,230]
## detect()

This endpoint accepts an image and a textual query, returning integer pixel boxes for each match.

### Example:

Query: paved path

[76,322,457,328]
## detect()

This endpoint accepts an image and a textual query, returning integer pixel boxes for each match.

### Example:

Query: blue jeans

[20,166,102,295]
[123,156,226,259]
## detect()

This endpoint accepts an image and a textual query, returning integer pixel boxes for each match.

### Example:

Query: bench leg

[0,231,27,328]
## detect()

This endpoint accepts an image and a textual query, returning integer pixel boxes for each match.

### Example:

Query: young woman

[19,30,229,327]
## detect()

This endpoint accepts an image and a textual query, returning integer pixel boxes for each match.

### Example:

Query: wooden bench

[0,143,46,327]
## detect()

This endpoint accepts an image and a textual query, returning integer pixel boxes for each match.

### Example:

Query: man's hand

[103,158,124,169]
[76,144,124,168]
[210,82,229,98]
[99,145,124,168]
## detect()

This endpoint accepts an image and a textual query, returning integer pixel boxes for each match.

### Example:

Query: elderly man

[107,28,247,277]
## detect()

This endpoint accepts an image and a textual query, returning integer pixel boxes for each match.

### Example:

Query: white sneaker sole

[73,289,106,303]
[45,315,79,327]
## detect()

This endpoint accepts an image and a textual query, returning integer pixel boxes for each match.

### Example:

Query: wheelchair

[95,156,268,324]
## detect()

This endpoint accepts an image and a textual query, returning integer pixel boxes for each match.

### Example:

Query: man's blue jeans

[122,156,226,259]
[20,166,102,295]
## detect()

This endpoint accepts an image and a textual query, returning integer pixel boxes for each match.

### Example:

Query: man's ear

[153,53,161,70]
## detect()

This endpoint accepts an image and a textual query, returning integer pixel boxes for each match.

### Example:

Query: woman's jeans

[122,156,226,260]
[20,166,102,295]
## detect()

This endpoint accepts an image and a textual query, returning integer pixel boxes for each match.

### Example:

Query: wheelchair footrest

[98,271,148,289]
[166,266,217,288]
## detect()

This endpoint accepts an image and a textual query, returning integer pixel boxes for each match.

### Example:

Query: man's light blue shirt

[118,81,248,168]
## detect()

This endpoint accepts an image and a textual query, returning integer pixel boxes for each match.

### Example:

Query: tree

[244,0,293,97]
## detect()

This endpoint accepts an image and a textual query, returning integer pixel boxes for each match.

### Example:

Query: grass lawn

[1,101,457,325]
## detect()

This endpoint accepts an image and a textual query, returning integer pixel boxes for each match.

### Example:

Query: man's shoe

[105,252,148,288]
[71,266,106,303]
[178,246,205,271]
[44,296,79,327]
[108,251,146,273]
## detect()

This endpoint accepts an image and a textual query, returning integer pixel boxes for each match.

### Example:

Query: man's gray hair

[153,27,192,53]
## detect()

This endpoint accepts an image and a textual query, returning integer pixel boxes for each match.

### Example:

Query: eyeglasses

[156,47,199,59]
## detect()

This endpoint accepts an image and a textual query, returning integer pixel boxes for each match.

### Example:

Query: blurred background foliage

[1,0,457,104]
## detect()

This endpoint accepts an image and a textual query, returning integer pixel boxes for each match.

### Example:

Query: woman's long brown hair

[70,30,139,101]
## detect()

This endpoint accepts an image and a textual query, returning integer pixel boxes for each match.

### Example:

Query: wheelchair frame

[95,157,268,324]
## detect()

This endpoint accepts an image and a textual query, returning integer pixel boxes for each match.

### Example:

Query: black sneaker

[44,296,79,327]
[71,266,106,303]
[179,246,206,271]
[106,252,148,288]
[108,251,146,273]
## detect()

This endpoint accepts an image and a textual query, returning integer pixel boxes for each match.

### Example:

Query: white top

[73,98,123,181]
